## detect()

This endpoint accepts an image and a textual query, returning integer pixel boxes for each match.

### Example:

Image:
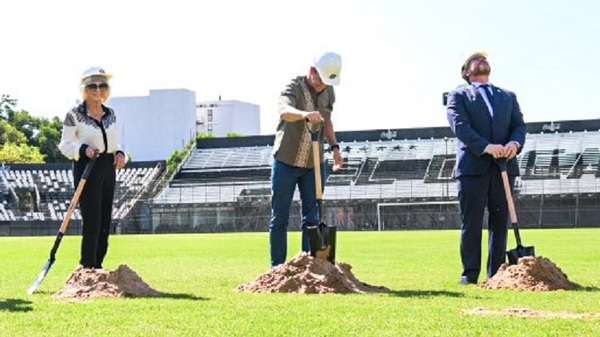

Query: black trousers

[457,166,515,281]
[73,154,116,268]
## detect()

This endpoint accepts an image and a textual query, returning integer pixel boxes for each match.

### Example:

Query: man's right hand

[303,111,324,123]
[484,144,505,158]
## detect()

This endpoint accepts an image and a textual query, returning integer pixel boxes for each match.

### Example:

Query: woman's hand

[85,146,99,159]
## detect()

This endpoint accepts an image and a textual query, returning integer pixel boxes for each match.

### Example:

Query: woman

[58,66,127,269]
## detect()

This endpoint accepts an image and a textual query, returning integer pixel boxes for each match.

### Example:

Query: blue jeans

[269,159,325,267]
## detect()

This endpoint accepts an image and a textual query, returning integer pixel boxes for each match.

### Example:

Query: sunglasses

[85,83,109,91]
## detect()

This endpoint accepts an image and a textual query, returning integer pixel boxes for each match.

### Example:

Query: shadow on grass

[153,292,210,301]
[0,298,33,312]
[386,290,464,298]
[30,290,209,301]
[574,286,600,292]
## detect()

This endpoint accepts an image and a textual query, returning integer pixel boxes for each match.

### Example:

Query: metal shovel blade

[307,223,337,264]
[27,259,54,295]
[506,245,536,265]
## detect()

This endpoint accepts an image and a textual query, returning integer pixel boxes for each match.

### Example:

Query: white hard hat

[81,66,112,82]
[313,52,342,86]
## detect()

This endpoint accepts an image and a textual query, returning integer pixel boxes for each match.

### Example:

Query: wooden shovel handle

[500,170,518,224]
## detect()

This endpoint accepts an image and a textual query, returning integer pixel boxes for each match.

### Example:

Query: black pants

[73,154,116,268]
[457,167,514,281]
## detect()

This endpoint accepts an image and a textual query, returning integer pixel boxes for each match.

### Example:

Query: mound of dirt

[53,265,162,300]
[237,252,390,294]
[479,256,580,291]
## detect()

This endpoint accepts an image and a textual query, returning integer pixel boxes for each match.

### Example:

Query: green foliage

[166,149,182,174]
[36,117,68,163]
[227,132,243,137]
[196,132,216,140]
[0,94,17,120]
[11,110,43,141]
[0,142,45,163]
[0,95,64,163]
[0,120,27,146]
[165,140,196,175]
[0,230,600,336]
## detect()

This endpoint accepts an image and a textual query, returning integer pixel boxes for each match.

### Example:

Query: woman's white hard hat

[81,67,112,82]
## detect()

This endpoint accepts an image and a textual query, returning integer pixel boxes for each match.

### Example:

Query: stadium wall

[145,195,600,233]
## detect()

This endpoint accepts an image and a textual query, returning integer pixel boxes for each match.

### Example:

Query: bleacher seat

[0,161,164,222]
[154,130,600,205]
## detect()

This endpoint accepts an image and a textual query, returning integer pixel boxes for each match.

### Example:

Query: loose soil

[479,256,580,291]
[237,252,390,294]
[53,265,162,300]
[463,308,600,320]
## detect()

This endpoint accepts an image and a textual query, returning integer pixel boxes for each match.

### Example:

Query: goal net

[376,201,460,231]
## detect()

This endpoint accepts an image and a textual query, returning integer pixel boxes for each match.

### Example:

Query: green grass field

[1,229,599,336]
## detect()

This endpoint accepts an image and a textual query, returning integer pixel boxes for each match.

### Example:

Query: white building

[109,89,197,161]
[197,99,260,136]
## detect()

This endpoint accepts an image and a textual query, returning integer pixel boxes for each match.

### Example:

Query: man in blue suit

[446,51,526,285]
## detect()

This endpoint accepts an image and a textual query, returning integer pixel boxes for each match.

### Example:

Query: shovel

[496,158,535,265]
[306,121,337,264]
[28,153,98,294]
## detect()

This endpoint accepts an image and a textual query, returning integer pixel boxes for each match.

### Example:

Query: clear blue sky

[1,0,599,135]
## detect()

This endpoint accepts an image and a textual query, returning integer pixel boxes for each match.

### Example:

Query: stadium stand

[2,118,600,234]
[0,161,164,223]
[149,122,600,232]
[155,129,600,204]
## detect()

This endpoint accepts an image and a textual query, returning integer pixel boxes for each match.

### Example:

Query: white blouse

[58,103,124,161]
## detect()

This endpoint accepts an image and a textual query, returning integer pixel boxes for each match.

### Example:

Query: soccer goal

[376,201,460,231]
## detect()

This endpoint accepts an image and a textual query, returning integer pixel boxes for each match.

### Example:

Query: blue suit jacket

[446,83,526,177]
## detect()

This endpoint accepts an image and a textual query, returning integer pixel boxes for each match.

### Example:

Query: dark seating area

[0,161,164,222]
[175,167,271,184]
[372,159,430,181]
[424,154,455,183]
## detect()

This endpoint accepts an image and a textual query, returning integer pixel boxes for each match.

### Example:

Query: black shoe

[459,276,477,285]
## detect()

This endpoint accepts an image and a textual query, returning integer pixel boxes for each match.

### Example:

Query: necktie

[479,84,495,116]
[480,84,494,106]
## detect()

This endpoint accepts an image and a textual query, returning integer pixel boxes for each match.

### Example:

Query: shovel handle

[312,141,323,200]
[500,171,518,224]
[497,159,524,247]
[307,119,324,200]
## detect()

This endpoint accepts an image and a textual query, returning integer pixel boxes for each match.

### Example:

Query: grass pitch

[1,229,599,336]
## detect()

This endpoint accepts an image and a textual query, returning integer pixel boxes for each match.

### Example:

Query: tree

[0,94,64,164]
[37,117,68,162]
[0,142,45,163]
[11,110,43,141]
[0,119,27,146]
[0,94,17,120]
[227,132,243,138]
